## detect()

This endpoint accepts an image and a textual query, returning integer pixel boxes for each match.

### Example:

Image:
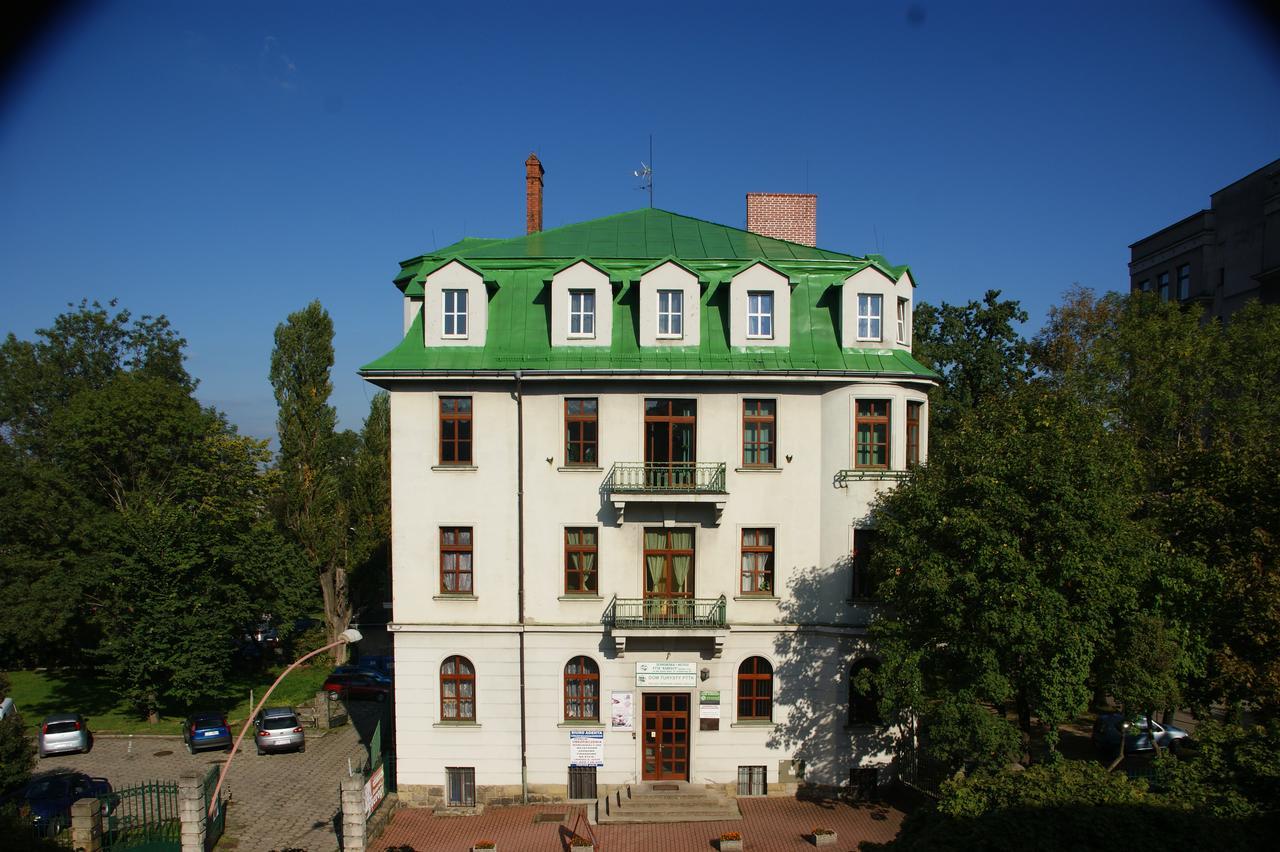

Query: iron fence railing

[832,469,910,487]
[602,594,727,629]
[98,779,180,851]
[603,462,727,494]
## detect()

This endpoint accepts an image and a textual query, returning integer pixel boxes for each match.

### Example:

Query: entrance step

[592,781,742,825]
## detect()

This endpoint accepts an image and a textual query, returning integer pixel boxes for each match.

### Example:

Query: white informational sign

[610,691,634,731]
[635,661,698,687]
[363,764,385,817]
[569,729,605,767]
[699,691,721,719]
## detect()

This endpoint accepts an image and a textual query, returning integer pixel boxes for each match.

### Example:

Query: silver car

[254,707,305,755]
[38,713,92,758]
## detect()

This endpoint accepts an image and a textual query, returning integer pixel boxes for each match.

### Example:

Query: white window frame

[747,292,773,339]
[896,298,909,344]
[569,290,595,337]
[443,289,468,338]
[657,289,683,338]
[857,294,882,341]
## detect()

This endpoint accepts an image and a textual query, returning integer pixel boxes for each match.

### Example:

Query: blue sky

[2,1,1278,441]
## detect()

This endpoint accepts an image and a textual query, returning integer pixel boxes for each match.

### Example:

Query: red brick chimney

[746,192,817,247]
[525,153,544,235]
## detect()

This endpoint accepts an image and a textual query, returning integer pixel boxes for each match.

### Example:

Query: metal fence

[99,779,180,852]
[203,766,225,850]
[603,462,727,493]
[603,595,728,629]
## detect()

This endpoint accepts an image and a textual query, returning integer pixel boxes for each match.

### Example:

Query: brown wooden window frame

[439,396,473,465]
[564,527,599,595]
[440,655,476,722]
[740,528,775,596]
[440,527,473,594]
[563,655,601,721]
[906,401,922,467]
[737,656,773,721]
[848,659,882,727]
[850,528,878,600]
[742,399,776,468]
[564,398,599,467]
[855,399,891,470]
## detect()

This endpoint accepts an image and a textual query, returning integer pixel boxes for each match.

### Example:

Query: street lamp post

[208,627,363,817]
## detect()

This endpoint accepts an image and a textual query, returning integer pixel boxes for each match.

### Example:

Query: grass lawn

[4,661,333,736]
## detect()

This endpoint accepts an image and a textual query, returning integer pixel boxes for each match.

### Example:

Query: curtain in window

[645,530,666,594]
[671,529,692,594]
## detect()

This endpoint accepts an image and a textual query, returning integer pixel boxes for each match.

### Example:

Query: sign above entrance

[636,661,697,687]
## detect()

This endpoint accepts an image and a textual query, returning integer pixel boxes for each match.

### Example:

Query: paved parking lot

[33,705,378,852]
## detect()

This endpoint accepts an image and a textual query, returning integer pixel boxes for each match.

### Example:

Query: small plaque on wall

[699,690,721,731]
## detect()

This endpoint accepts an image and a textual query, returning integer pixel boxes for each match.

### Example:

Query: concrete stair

[592,781,742,824]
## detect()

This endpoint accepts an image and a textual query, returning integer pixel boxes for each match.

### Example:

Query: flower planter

[812,829,837,846]
[720,836,744,852]
[472,844,496,852]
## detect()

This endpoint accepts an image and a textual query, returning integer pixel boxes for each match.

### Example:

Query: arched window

[737,657,773,721]
[848,660,882,726]
[564,656,600,720]
[441,655,475,721]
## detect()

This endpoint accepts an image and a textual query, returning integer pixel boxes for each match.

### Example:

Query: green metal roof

[367,208,935,379]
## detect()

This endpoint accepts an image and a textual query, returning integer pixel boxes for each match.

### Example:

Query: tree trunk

[1015,693,1033,765]
[319,564,352,665]
[1147,710,1162,756]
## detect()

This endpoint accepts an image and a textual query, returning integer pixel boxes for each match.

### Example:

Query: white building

[361,161,936,807]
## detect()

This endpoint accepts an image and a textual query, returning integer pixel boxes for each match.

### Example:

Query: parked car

[330,664,393,681]
[323,671,391,702]
[182,712,232,754]
[1,696,17,720]
[254,707,305,755]
[355,654,394,676]
[12,771,112,835]
[37,713,92,758]
[1092,712,1191,754]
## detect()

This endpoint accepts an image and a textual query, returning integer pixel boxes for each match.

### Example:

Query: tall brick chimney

[746,192,817,247]
[525,153,544,235]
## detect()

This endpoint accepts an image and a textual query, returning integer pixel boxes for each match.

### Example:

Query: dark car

[323,671,391,702]
[182,712,232,754]
[12,772,112,836]
[1092,712,1191,754]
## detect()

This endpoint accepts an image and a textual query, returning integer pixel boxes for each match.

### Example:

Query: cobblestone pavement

[33,706,378,852]
[374,796,904,851]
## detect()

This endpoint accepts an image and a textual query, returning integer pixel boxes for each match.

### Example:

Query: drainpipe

[516,370,529,803]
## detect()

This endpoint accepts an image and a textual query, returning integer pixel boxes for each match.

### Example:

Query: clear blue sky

[2,1,1278,441]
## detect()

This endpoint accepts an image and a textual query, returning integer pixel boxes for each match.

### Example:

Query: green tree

[344,392,391,617]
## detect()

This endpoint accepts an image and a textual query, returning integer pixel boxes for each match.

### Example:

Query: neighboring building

[361,156,937,808]
[1129,157,1280,321]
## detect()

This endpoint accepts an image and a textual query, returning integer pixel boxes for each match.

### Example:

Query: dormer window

[657,290,684,337]
[443,289,468,338]
[747,292,774,339]
[896,298,909,345]
[857,294,882,341]
[569,290,596,337]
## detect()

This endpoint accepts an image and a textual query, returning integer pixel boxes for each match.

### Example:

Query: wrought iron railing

[603,462,727,494]
[602,594,728,629]
[833,469,910,487]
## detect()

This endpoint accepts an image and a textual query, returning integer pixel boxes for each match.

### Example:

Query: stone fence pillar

[340,775,366,852]
[178,772,208,852]
[70,797,103,852]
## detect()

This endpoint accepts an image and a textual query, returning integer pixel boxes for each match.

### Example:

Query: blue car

[1092,713,1191,754]
[13,772,112,836]
[183,711,232,754]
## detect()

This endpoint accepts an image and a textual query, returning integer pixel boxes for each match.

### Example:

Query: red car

[322,672,391,702]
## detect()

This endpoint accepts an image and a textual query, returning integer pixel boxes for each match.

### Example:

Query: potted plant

[720,831,744,851]
[812,827,837,847]
[472,841,496,852]
[569,835,594,851]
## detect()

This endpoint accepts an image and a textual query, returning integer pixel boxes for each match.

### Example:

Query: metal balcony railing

[602,595,728,629]
[603,462,727,494]
[833,469,910,487]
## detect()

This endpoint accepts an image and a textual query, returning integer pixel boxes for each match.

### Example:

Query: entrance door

[644,399,696,488]
[642,693,690,781]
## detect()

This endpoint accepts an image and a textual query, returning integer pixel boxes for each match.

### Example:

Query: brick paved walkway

[374,796,903,851]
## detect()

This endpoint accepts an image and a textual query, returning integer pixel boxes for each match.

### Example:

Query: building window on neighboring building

[439,396,473,465]
[896,298,909,344]
[564,398,598,466]
[1178,265,1190,300]
[906,401,922,466]
[1139,279,1151,293]
[564,656,600,720]
[440,656,476,722]
[742,399,776,468]
[737,766,767,796]
[737,656,773,721]
[569,289,595,337]
[855,400,890,469]
[445,767,475,806]
[740,529,775,595]
[857,294,882,340]
[443,289,468,337]
[747,292,773,338]
[848,659,882,726]
[564,528,598,595]
[657,289,683,337]
[1158,272,1170,302]
[850,528,879,599]
[440,527,473,594]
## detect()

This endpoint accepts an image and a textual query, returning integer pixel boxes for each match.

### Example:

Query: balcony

[833,469,910,488]
[602,595,728,657]
[602,462,728,522]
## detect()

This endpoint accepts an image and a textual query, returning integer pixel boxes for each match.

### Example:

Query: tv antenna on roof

[633,134,653,207]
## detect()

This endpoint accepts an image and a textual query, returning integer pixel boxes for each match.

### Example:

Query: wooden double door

[641,693,690,781]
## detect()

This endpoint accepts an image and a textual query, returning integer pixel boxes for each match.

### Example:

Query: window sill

[556,721,604,729]
[433,721,481,728]
[734,466,780,474]
[745,336,774,342]
[734,595,779,603]
[845,598,877,605]
[655,334,684,340]
[557,466,603,473]
[559,595,603,601]
[433,594,478,601]
[730,721,776,729]
[567,334,597,340]
[432,465,477,472]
